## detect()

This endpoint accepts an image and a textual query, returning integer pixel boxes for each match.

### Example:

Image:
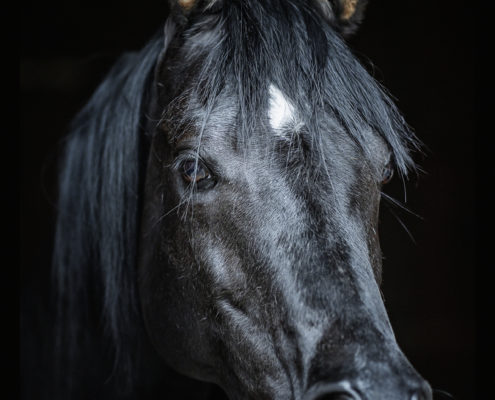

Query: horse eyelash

[170,151,202,171]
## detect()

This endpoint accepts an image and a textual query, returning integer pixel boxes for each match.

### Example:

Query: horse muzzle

[303,378,432,400]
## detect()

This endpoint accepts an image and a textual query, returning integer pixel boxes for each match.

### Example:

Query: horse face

[138,3,431,399]
[138,89,429,399]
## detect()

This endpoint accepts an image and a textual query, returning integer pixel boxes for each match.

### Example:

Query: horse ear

[316,0,368,37]
[167,0,222,25]
[168,0,197,22]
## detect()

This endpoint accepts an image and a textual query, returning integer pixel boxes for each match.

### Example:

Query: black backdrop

[21,1,479,399]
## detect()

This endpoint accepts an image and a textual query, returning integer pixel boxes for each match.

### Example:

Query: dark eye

[381,162,394,184]
[181,159,214,189]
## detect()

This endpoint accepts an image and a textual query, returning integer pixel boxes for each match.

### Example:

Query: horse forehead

[193,84,301,145]
[267,84,298,133]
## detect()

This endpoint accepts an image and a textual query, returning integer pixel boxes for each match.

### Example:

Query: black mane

[53,38,163,395]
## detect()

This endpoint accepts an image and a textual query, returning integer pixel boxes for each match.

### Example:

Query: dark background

[21,1,480,399]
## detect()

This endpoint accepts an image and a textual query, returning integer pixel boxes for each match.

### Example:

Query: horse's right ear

[155,1,222,103]
[167,0,222,26]
[153,17,177,108]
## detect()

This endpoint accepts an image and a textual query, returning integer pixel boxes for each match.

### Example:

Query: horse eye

[181,160,212,185]
[381,162,394,185]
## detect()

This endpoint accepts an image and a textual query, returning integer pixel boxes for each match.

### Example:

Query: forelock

[167,0,418,174]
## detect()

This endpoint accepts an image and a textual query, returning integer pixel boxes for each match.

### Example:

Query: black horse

[50,0,432,399]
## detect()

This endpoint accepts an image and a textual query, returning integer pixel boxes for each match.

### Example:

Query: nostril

[305,382,360,400]
[410,380,433,400]
[314,393,354,400]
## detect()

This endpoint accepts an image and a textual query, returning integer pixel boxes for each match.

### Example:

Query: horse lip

[304,380,361,400]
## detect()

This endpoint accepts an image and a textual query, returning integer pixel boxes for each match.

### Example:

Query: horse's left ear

[316,0,368,37]
[167,0,222,26]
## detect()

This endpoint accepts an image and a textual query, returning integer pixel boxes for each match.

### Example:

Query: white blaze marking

[268,84,295,131]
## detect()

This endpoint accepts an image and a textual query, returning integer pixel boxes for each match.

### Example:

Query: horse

[51,0,432,399]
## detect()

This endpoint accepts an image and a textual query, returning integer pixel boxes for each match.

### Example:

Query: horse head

[53,1,432,399]
[137,1,431,398]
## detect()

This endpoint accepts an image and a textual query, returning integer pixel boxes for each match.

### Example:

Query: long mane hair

[52,1,418,397]
[52,35,165,396]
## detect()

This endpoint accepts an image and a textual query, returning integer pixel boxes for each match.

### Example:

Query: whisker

[401,173,408,203]
[433,388,455,399]
[381,191,423,220]
[387,207,416,244]
[151,191,191,230]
